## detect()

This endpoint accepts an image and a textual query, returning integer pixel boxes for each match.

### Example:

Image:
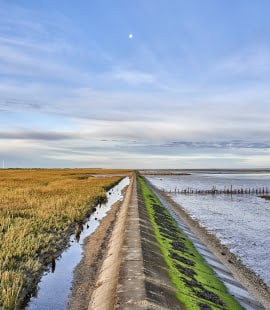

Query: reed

[0,168,131,309]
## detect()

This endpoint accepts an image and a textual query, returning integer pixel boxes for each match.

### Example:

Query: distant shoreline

[140,172,191,176]
[140,168,270,175]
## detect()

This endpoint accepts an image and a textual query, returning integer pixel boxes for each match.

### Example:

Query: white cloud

[0,44,91,82]
[215,44,270,77]
[1,2,270,168]
[112,69,156,85]
[1,78,270,146]
[243,154,270,167]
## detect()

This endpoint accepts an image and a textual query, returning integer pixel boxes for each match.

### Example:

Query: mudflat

[157,190,270,308]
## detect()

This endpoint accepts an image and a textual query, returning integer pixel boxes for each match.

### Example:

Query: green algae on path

[138,175,243,310]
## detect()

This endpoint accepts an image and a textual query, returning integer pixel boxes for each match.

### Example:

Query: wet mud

[66,201,121,310]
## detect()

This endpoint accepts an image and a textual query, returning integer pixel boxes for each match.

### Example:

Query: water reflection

[26,176,130,310]
[75,223,83,243]
[51,256,56,273]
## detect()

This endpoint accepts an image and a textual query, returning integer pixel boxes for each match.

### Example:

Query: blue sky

[1,0,270,168]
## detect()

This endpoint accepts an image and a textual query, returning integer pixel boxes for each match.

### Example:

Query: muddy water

[26,177,130,310]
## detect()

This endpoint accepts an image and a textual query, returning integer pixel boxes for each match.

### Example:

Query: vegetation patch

[259,195,270,200]
[138,175,243,310]
[0,168,130,309]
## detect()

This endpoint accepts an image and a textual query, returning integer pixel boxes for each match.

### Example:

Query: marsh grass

[0,168,130,309]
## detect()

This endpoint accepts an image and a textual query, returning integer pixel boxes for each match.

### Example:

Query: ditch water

[26,176,130,310]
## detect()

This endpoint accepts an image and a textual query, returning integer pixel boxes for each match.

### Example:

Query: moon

[128,33,133,39]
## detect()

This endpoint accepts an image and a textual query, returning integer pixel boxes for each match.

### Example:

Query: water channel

[26,176,130,310]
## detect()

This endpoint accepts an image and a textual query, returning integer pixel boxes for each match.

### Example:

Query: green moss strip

[138,175,243,310]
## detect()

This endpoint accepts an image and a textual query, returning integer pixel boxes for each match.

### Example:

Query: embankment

[86,174,266,309]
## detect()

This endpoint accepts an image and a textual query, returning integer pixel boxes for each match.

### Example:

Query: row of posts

[163,186,269,195]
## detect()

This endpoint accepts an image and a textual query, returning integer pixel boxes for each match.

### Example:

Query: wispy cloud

[1,81,270,145]
[1,1,270,168]
[215,44,270,78]
[112,69,157,85]
[162,140,270,149]
[0,130,78,141]
[0,43,92,83]
[0,3,98,85]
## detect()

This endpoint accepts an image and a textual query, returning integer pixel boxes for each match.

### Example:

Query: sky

[1,0,270,169]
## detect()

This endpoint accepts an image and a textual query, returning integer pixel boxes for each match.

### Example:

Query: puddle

[26,177,130,310]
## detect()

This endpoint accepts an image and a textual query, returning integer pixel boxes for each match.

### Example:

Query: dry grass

[0,168,131,309]
[260,195,270,200]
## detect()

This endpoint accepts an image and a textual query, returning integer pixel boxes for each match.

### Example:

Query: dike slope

[88,174,265,310]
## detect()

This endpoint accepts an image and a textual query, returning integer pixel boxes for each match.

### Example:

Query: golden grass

[0,168,131,309]
[260,195,270,200]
